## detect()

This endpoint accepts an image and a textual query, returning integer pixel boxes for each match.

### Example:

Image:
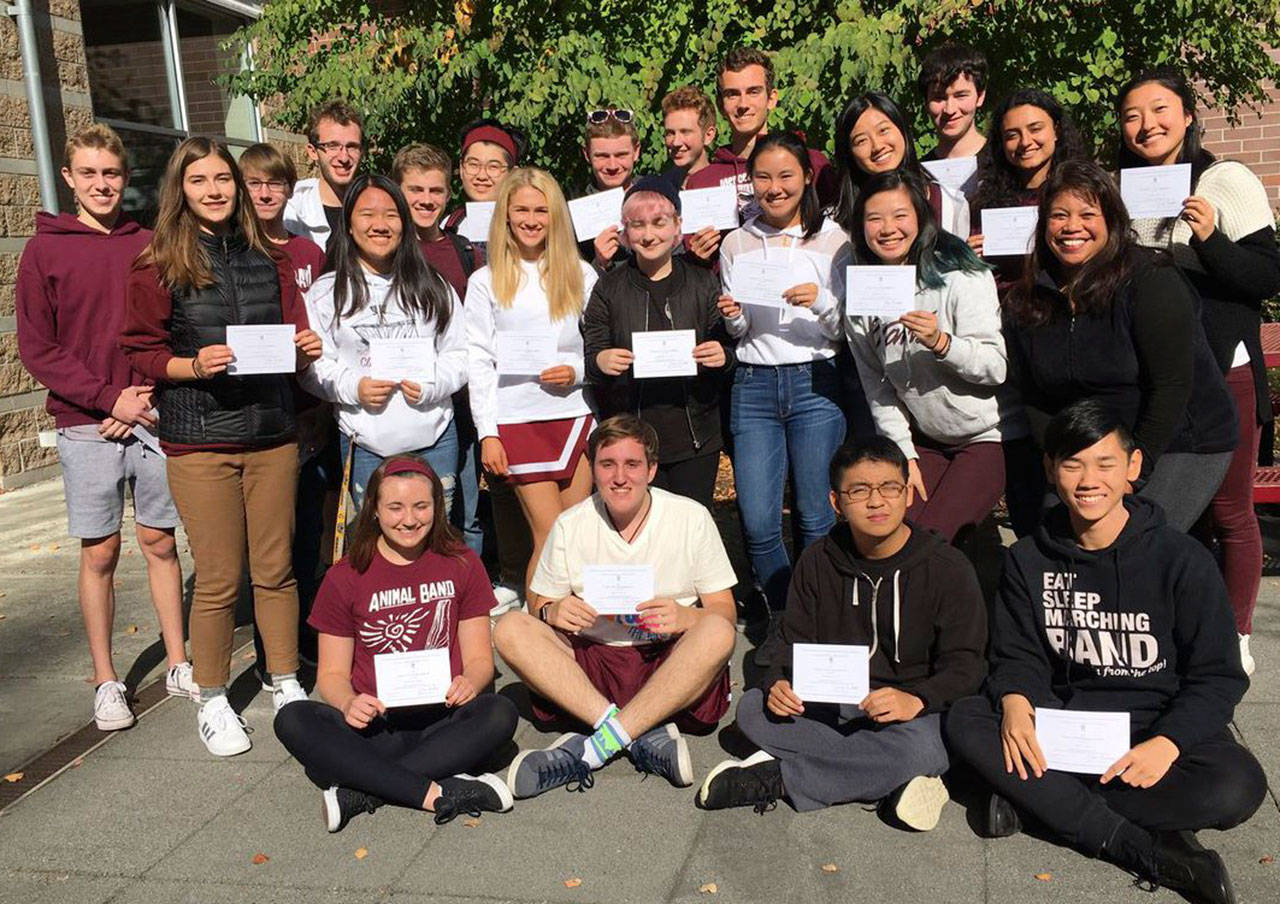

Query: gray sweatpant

[736,688,950,812]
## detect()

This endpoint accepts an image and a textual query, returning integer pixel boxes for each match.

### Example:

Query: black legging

[274,694,518,809]
[652,451,720,509]
[945,695,1267,855]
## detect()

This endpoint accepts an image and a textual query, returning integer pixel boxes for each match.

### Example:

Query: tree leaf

[251,853,270,865]
[820,863,839,873]
[354,847,369,860]
[564,878,583,888]
[1034,872,1053,881]
[3,772,23,782]
[699,882,719,893]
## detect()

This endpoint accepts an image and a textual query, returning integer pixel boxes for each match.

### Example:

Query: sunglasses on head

[587,108,634,125]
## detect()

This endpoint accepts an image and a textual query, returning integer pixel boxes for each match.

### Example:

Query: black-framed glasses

[837,481,907,503]
[244,179,288,194]
[587,108,634,125]
[312,141,363,156]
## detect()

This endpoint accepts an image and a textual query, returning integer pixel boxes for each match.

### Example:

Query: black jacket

[161,230,296,447]
[582,257,734,462]
[985,496,1247,752]
[758,525,988,715]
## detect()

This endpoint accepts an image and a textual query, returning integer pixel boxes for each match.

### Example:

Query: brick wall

[1200,47,1280,214]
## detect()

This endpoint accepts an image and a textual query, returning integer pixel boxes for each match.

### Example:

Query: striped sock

[583,705,630,769]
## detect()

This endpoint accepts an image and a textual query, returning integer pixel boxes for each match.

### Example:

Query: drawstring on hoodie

[852,569,904,663]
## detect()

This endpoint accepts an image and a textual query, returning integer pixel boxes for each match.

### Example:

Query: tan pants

[167,443,299,688]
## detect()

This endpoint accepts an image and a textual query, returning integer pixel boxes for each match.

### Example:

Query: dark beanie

[623,174,682,215]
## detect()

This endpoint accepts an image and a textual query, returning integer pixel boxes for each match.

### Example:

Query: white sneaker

[197,695,251,756]
[490,584,521,617]
[165,662,198,700]
[272,676,308,712]
[93,680,136,731]
[1240,634,1256,677]
[884,775,950,832]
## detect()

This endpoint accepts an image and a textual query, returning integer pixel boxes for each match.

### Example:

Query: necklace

[608,492,652,544]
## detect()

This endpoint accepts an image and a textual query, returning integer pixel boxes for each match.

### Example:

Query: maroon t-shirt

[280,233,326,294]
[419,235,471,301]
[308,545,495,697]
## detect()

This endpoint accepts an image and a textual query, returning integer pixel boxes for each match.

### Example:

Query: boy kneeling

[698,437,986,829]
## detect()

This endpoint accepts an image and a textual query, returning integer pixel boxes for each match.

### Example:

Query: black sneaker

[984,792,1022,838]
[1108,827,1236,904]
[628,723,693,787]
[433,773,514,825]
[321,786,382,833]
[695,751,783,812]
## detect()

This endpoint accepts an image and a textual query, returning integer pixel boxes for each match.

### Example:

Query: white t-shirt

[529,487,738,646]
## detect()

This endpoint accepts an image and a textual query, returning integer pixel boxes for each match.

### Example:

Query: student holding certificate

[841,170,1026,542]
[946,402,1263,904]
[301,174,467,512]
[122,138,323,756]
[698,438,985,825]
[717,131,849,617]
[582,177,734,507]
[918,43,991,198]
[1002,161,1238,532]
[274,456,518,833]
[1118,67,1280,677]
[465,168,599,593]
[441,118,526,246]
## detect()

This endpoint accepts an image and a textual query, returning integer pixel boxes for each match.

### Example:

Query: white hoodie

[301,270,468,458]
[283,178,333,250]
[718,215,849,365]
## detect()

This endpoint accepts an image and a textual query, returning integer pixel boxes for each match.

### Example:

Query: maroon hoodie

[16,212,154,427]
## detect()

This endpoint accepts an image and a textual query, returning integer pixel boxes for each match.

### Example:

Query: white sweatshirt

[282,178,332,250]
[839,264,1027,457]
[300,270,468,458]
[719,216,848,365]
[465,258,597,437]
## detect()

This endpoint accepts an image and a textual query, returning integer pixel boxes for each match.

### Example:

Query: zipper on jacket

[636,284,704,452]
[220,235,243,325]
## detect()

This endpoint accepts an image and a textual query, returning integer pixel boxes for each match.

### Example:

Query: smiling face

[926,73,986,141]
[399,166,450,232]
[849,107,906,175]
[62,146,128,225]
[307,117,363,191]
[375,473,435,551]
[592,437,657,524]
[664,107,715,170]
[1051,430,1141,530]
[718,64,778,140]
[349,185,403,271]
[862,186,918,265]
[585,135,640,190]
[459,140,511,201]
[182,153,236,232]
[1000,104,1058,183]
[1045,189,1108,271]
[1120,82,1193,167]
[507,185,550,256]
[750,145,809,228]
[830,458,909,543]
[621,193,680,266]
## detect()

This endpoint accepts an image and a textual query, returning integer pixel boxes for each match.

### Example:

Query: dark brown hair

[1006,160,1135,328]
[346,455,464,573]
[587,414,660,465]
[718,46,775,93]
[306,99,365,146]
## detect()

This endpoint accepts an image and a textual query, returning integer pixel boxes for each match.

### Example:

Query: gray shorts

[57,428,180,538]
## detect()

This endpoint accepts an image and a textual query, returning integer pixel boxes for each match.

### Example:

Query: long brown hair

[139,137,273,289]
[346,455,464,573]
[1006,160,1135,328]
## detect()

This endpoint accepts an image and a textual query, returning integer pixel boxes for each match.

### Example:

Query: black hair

[828,436,909,490]
[918,42,989,97]
[1115,67,1216,182]
[831,92,925,235]
[1042,399,1136,462]
[850,169,989,289]
[457,117,528,165]
[325,173,453,335]
[746,131,824,239]
[971,88,1088,212]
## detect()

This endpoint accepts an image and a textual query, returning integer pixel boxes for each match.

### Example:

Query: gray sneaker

[506,733,595,799]
[628,723,693,787]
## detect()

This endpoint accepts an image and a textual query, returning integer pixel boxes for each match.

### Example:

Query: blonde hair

[488,168,583,321]
[64,123,128,170]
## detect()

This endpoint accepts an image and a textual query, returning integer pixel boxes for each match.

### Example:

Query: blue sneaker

[506,733,596,799]
[628,723,693,787]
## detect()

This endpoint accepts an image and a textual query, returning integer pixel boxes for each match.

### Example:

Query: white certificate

[495,330,557,376]
[131,420,164,457]
[844,265,917,319]
[792,643,870,705]
[373,647,452,708]
[582,564,655,616]
[224,324,296,376]
[921,156,979,192]
[569,187,625,242]
[1035,708,1130,775]
[1120,164,1191,219]
[368,336,436,383]
[679,185,739,233]
[981,206,1040,257]
[632,329,697,379]
[457,201,496,243]
[731,259,795,308]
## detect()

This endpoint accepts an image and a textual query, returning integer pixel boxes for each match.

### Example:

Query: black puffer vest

[159,230,296,447]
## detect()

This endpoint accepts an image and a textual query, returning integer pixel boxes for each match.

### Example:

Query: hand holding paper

[569,187,625,242]
[791,643,870,705]
[373,648,453,708]
[632,330,697,379]
[225,324,297,376]
[845,265,917,319]
[679,184,739,233]
[582,564,654,615]
[1120,164,1191,219]
[1035,708,1130,775]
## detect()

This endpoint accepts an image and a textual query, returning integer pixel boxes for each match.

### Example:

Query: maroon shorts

[530,635,731,734]
[497,414,593,486]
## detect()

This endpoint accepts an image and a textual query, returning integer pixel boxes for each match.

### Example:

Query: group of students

[15,38,1276,904]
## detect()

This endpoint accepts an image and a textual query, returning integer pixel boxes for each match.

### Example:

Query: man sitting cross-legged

[494,414,738,797]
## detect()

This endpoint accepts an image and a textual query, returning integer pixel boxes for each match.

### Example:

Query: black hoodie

[759,524,987,714]
[986,496,1247,752]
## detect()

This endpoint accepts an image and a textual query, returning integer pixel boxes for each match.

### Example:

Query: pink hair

[621,191,677,223]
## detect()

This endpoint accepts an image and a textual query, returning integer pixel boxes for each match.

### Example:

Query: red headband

[382,458,436,480]
[462,125,519,165]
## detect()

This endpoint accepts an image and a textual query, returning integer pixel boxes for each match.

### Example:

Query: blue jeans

[450,393,485,557]
[731,360,846,611]
[340,419,459,514]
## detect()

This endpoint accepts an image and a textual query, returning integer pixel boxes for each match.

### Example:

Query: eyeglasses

[312,141,363,157]
[587,108,634,125]
[244,179,288,194]
[837,481,907,503]
[461,158,510,177]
